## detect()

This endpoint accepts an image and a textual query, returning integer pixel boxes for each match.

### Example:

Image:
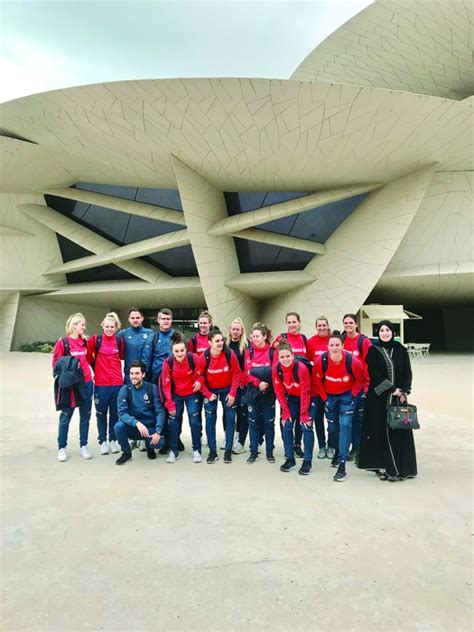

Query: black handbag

[387,398,420,430]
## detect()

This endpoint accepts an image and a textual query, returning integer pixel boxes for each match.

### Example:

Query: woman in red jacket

[196,328,242,464]
[243,323,276,464]
[272,342,314,476]
[160,332,202,464]
[307,315,333,460]
[313,333,365,482]
[52,312,93,462]
[273,312,309,458]
[87,311,124,456]
[342,313,372,463]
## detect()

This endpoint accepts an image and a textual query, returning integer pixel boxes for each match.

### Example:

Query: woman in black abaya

[358,320,417,481]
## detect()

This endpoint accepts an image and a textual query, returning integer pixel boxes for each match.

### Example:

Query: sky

[0,0,372,103]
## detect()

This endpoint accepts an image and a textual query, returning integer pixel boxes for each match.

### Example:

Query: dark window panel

[81,204,131,243]
[233,238,311,273]
[125,215,182,244]
[145,245,198,276]
[135,188,183,211]
[75,182,138,200]
[56,234,93,262]
[225,191,309,214]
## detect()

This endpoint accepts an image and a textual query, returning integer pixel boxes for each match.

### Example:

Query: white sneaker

[232,441,246,454]
[193,450,203,463]
[58,448,68,462]
[166,451,178,463]
[80,445,92,460]
[138,440,147,452]
[109,440,120,453]
[100,442,110,455]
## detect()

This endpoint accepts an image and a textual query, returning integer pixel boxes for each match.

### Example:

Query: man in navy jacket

[117,308,153,385]
[115,361,166,465]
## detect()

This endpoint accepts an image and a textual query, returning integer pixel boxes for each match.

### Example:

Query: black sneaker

[333,464,347,482]
[224,450,232,463]
[280,458,296,473]
[348,447,358,462]
[158,444,170,455]
[299,460,312,476]
[146,448,156,460]
[116,452,132,466]
[294,445,304,459]
[331,452,339,468]
[247,451,258,464]
[207,451,219,464]
[266,452,276,463]
[178,438,185,452]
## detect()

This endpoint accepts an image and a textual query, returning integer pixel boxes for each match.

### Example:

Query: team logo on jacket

[94,396,100,405]
[143,334,148,339]
[143,394,150,402]
[342,376,350,382]
[353,350,359,356]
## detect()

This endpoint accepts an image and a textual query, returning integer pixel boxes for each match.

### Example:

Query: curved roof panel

[291,0,473,100]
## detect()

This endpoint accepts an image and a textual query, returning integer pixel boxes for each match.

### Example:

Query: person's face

[328,338,343,355]
[379,325,393,342]
[157,312,172,332]
[102,319,117,337]
[279,349,293,367]
[73,320,86,336]
[129,367,145,386]
[172,342,186,362]
[128,311,144,328]
[316,320,329,336]
[199,317,211,335]
[210,334,224,353]
[286,316,300,334]
[230,323,242,341]
[343,317,357,335]
[251,330,266,347]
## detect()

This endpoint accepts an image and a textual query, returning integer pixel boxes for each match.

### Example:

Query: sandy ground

[0,352,472,632]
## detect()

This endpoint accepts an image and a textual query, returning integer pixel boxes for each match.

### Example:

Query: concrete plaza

[1,352,472,631]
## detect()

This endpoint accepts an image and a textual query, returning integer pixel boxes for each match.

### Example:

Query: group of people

[52,307,418,483]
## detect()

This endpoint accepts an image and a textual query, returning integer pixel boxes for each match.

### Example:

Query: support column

[0,291,20,351]
[172,156,259,330]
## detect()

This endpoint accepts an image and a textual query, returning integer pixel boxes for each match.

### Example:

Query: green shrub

[19,341,55,353]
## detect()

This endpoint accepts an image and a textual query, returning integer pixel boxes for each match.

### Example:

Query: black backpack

[341,333,368,356]
[203,347,232,372]
[92,334,124,367]
[320,351,354,379]
[276,356,312,384]
[248,346,274,363]
[159,353,196,401]
[61,336,86,356]
[126,381,155,407]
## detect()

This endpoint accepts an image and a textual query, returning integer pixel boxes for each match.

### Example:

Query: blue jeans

[114,421,165,454]
[58,380,93,449]
[281,395,315,461]
[248,397,275,455]
[351,391,366,450]
[94,384,121,443]
[310,396,337,450]
[235,388,249,445]
[204,388,236,452]
[168,394,201,455]
[325,391,355,465]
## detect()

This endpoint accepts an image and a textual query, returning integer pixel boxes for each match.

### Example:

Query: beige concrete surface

[1,352,472,632]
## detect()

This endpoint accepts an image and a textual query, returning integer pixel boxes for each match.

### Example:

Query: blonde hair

[65,312,87,337]
[227,317,248,354]
[315,315,331,332]
[101,311,121,330]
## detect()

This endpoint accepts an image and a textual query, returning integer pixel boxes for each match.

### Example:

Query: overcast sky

[0,0,371,103]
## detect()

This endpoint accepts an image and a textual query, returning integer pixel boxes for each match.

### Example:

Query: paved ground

[1,352,472,632]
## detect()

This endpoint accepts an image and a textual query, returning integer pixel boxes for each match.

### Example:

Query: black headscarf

[375,320,397,348]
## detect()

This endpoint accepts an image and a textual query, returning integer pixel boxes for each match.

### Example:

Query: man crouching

[115,361,165,465]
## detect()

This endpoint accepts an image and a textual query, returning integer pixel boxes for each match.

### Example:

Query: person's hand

[192,381,201,392]
[226,395,235,407]
[281,418,291,426]
[399,392,407,403]
[149,432,161,445]
[393,388,403,398]
[259,381,269,392]
[136,421,150,438]
[209,394,217,402]
[300,417,312,427]
[168,409,176,418]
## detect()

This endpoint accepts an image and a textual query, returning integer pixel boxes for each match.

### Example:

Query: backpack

[126,381,155,407]
[203,347,232,372]
[341,333,368,356]
[320,351,354,379]
[276,356,312,384]
[159,353,196,401]
[248,346,274,363]
[92,334,124,367]
[61,336,86,356]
